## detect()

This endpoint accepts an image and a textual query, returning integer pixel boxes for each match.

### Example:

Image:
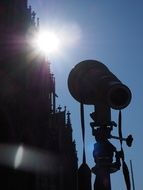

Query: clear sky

[29,0,143,189]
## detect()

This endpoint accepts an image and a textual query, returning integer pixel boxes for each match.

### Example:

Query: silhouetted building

[0,1,78,190]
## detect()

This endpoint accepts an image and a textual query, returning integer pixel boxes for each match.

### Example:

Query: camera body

[68,60,131,110]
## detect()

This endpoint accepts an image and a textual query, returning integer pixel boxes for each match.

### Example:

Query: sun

[30,24,81,58]
[34,30,60,55]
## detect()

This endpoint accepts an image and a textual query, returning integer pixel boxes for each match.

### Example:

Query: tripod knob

[126,135,133,147]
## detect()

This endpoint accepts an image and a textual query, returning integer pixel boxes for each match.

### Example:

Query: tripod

[67,59,133,190]
[91,123,121,190]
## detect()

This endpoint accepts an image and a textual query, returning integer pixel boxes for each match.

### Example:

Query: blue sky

[29,0,143,189]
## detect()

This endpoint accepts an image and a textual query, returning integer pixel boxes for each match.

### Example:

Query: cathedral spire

[67,111,72,128]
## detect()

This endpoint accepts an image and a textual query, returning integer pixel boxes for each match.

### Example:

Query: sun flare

[34,30,60,55]
[30,23,81,58]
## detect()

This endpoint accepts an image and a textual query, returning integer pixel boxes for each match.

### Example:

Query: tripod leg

[94,169,111,190]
